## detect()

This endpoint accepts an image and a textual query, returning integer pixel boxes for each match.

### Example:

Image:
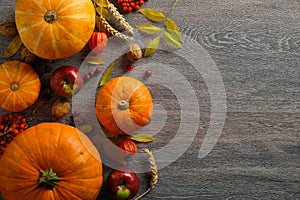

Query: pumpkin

[0,122,103,200]
[0,60,41,112]
[15,0,95,60]
[95,76,153,134]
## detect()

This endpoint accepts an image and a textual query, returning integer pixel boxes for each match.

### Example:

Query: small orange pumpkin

[0,122,103,200]
[95,76,153,134]
[0,60,41,112]
[15,0,95,60]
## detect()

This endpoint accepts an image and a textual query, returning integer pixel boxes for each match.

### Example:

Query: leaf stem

[165,0,180,19]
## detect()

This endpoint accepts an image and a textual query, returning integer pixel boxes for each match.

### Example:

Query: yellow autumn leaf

[144,34,161,57]
[95,0,108,7]
[1,35,23,58]
[99,61,114,87]
[130,133,154,143]
[165,18,183,42]
[85,56,105,65]
[96,7,110,20]
[136,24,161,34]
[139,8,165,22]
[162,29,182,48]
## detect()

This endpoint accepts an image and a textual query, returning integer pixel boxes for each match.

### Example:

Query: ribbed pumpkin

[0,122,103,200]
[15,0,95,60]
[95,76,153,134]
[0,60,41,112]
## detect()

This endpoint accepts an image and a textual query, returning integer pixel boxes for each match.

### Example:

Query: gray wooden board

[0,0,299,199]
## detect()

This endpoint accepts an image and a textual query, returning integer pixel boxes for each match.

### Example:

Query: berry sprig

[0,113,28,158]
[84,67,103,83]
[72,110,85,126]
[118,0,145,12]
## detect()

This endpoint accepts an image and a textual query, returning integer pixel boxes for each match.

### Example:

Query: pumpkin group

[0,122,103,200]
[0,60,41,112]
[96,76,153,134]
[15,0,95,60]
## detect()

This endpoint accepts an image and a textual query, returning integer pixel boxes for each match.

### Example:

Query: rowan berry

[145,70,152,77]
[88,71,94,78]
[126,65,134,71]
[95,67,102,74]
[130,2,135,7]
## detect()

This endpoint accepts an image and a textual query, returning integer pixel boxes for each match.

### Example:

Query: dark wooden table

[1,0,300,199]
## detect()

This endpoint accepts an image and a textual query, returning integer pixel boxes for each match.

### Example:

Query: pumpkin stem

[44,10,57,24]
[118,100,129,110]
[10,83,19,91]
[38,168,59,189]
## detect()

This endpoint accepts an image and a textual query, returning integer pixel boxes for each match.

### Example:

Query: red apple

[107,168,140,200]
[50,66,83,97]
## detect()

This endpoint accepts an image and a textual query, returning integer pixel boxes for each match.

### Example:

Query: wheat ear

[99,15,133,41]
[107,2,134,34]
[135,148,158,200]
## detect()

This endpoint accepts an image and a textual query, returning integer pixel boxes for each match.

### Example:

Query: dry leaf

[136,24,161,34]
[95,0,108,7]
[85,56,105,65]
[139,8,165,22]
[144,34,161,57]
[162,29,182,48]
[165,18,183,42]
[99,61,114,87]
[130,133,154,143]
[1,35,23,58]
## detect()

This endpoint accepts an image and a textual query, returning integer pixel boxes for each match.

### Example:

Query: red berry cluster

[118,0,145,12]
[0,113,28,158]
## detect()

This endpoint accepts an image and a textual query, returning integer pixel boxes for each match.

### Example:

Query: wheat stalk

[135,148,158,200]
[99,15,133,41]
[107,2,134,34]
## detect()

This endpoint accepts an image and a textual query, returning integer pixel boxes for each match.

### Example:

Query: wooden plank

[0,0,299,199]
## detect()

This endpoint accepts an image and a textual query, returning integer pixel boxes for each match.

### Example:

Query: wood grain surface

[1,0,300,199]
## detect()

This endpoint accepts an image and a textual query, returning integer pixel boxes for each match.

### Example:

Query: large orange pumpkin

[0,122,102,200]
[15,0,95,60]
[0,60,41,112]
[96,76,153,134]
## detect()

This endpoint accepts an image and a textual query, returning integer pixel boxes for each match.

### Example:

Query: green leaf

[136,24,161,35]
[130,133,154,143]
[144,34,161,57]
[139,8,165,22]
[96,7,110,20]
[1,35,23,58]
[165,18,183,42]
[99,61,114,87]
[162,29,182,48]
